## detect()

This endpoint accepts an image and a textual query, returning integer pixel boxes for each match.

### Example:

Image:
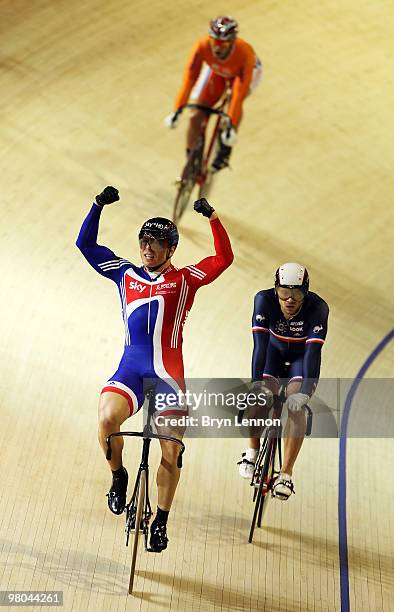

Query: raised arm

[184,199,234,287]
[76,187,130,281]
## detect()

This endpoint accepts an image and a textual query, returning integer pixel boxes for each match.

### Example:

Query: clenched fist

[193,198,215,218]
[95,186,119,206]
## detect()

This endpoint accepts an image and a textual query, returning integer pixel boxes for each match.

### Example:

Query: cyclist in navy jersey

[76,187,233,550]
[238,262,329,500]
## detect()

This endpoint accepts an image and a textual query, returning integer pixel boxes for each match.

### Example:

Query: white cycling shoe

[237,449,258,479]
[272,472,295,501]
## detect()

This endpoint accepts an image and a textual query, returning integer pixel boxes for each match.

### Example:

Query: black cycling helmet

[138,217,179,249]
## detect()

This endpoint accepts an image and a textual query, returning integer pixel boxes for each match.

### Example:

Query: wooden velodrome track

[1,1,393,610]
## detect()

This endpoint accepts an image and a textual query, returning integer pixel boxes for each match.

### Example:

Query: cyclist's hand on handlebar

[95,186,119,206]
[193,198,215,218]
[221,125,237,147]
[249,381,273,409]
[284,392,309,412]
[164,111,180,129]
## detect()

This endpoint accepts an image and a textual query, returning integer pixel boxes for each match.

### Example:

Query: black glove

[95,186,119,206]
[193,198,215,218]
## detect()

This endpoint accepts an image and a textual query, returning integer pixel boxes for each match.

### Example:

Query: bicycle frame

[172,92,231,223]
[178,94,231,186]
[105,407,185,594]
[248,382,313,543]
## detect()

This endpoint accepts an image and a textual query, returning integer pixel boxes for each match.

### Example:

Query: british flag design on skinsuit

[76,204,233,416]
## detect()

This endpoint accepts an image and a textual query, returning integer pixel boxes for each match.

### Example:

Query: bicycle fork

[125,438,153,547]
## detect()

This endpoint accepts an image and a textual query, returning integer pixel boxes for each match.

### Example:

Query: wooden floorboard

[1,0,393,609]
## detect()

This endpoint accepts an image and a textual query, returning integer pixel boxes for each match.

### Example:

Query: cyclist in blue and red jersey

[76,187,233,551]
[238,263,329,500]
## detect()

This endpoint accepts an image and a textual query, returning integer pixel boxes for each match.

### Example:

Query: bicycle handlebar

[175,103,231,123]
[106,430,186,468]
[305,405,313,437]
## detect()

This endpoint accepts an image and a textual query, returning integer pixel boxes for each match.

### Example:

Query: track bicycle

[172,93,231,224]
[106,392,185,594]
[247,373,313,544]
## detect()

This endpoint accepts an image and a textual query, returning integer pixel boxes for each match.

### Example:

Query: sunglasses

[276,287,305,302]
[139,236,167,250]
[209,37,233,47]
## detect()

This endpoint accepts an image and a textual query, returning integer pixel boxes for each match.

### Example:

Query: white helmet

[275,262,309,293]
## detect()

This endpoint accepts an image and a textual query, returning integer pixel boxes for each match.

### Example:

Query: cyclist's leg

[187,68,226,151]
[150,409,185,551]
[280,358,306,476]
[99,357,143,468]
[98,356,144,514]
[148,351,187,550]
[211,90,233,171]
[272,357,308,500]
[152,360,187,510]
[248,342,283,448]
[239,344,281,477]
[98,392,131,470]
[156,420,185,509]
[248,375,279,447]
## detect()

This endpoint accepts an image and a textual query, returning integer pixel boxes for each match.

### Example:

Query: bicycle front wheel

[197,169,215,200]
[173,144,203,224]
[257,438,277,529]
[128,470,146,595]
[248,436,273,543]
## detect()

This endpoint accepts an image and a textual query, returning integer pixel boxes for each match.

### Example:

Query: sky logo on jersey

[256,314,265,322]
[129,281,146,293]
[313,324,323,333]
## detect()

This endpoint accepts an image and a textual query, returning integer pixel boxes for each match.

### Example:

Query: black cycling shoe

[149,521,168,552]
[212,142,232,171]
[107,467,128,515]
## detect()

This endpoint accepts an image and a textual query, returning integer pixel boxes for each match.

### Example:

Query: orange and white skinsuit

[174,36,262,128]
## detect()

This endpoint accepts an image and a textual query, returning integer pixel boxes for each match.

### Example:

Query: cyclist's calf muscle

[98,392,130,470]
[187,109,208,150]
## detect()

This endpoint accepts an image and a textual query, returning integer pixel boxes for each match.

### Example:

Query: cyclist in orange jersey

[165,16,262,171]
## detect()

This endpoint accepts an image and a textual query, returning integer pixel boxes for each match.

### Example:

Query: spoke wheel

[128,470,146,594]
[248,436,273,543]
[173,142,203,224]
[197,169,215,200]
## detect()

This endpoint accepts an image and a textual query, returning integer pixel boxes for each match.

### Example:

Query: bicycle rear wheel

[173,142,203,224]
[128,470,146,594]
